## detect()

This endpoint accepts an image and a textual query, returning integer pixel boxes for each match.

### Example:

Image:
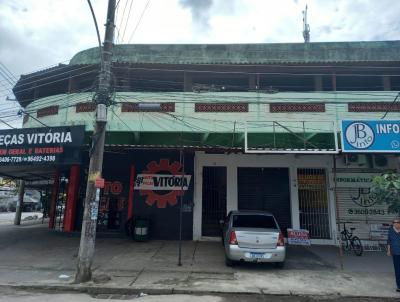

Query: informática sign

[0,125,85,165]
[287,228,311,246]
[341,120,400,153]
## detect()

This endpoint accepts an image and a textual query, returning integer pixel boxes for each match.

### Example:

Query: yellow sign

[88,171,101,182]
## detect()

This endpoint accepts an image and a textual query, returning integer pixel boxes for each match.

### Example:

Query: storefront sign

[0,126,85,165]
[95,178,105,188]
[135,159,192,208]
[287,229,311,245]
[134,174,191,190]
[369,224,390,240]
[336,172,397,221]
[334,173,380,188]
[341,120,400,153]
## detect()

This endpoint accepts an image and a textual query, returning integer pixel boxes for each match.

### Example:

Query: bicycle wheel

[351,236,363,256]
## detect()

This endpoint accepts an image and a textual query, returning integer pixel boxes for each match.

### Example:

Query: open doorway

[202,167,227,237]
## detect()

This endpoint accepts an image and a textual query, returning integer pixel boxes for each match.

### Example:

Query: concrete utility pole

[75,0,116,283]
[14,180,25,225]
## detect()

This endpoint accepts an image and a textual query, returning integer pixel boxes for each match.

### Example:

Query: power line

[0,62,18,81]
[0,117,16,129]
[127,0,151,43]
[120,0,134,43]
[116,0,129,44]
[381,92,400,119]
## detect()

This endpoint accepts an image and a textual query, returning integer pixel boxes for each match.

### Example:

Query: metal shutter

[238,168,291,234]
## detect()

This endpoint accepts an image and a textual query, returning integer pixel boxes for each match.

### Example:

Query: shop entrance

[202,167,227,237]
[297,168,331,239]
[237,167,291,234]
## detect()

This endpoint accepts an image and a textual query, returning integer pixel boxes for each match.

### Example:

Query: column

[127,165,135,220]
[63,165,80,232]
[14,180,25,225]
[48,170,60,229]
[382,76,391,91]
[184,72,192,92]
[314,75,323,91]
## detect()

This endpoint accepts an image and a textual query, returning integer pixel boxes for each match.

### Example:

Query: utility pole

[14,180,25,225]
[75,0,116,283]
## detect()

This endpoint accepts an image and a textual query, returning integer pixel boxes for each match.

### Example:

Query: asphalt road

[0,288,398,302]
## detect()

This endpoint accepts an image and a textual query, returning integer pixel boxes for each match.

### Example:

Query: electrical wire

[120,0,134,43]
[116,0,129,44]
[0,118,16,129]
[381,92,400,119]
[127,0,151,43]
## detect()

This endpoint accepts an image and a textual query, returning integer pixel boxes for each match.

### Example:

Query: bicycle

[340,222,363,256]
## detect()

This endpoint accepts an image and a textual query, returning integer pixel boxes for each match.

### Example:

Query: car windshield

[232,214,278,229]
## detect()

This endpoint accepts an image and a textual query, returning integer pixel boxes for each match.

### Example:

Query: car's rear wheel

[225,255,234,267]
[274,261,285,268]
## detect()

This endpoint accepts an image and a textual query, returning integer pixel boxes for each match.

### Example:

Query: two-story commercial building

[4,41,400,245]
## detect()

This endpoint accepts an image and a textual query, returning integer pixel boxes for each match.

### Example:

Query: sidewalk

[0,221,398,298]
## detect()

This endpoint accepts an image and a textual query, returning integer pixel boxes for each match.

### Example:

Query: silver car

[221,211,286,267]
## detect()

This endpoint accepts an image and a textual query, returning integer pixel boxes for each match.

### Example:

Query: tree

[371,172,400,214]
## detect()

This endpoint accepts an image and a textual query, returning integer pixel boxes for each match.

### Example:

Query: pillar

[332,73,337,91]
[249,74,257,90]
[63,165,80,232]
[184,72,192,92]
[314,75,323,91]
[382,76,391,91]
[127,165,135,220]
[49,170,60,229]
[14,180,25,225]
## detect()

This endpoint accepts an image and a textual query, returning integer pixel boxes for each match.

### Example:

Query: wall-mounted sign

[334,173,380,188]
[335,172,397,221]
[134,159,192,208]
[341,120,400,153]
[0,126,85,165]
[370,224,391,240]
[287,228,311,245]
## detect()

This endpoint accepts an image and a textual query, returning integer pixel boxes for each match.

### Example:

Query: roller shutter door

[237,167,291,234]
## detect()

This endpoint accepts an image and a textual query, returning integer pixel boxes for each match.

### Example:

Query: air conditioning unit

[344,154,358,166]
[374,155,388,167]
[343,154,369,167]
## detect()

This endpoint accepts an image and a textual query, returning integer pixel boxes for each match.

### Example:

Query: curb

[1,283,397,299]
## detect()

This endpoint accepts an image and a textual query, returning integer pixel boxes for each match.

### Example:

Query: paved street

[0,219,398,299]
[0,288,398,302]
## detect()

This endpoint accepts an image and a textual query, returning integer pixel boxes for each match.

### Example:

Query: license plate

[247,252,271,259]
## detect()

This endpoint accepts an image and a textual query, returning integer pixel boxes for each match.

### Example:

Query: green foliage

[371,173,400,214]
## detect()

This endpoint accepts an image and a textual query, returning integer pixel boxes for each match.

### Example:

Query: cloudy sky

[0,0,400,127]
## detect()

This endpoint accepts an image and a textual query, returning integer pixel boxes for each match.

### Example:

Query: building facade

[4,41,400,245]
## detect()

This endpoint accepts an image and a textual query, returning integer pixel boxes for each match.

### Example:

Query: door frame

[201,166,227,237]
[193,151,336,244]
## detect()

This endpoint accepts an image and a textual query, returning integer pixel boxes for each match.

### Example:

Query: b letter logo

[345,122,374,150]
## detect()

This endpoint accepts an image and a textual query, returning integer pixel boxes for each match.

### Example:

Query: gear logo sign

[139,159,185,208]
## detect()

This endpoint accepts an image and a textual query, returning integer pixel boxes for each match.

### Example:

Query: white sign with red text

[287,228,311,246]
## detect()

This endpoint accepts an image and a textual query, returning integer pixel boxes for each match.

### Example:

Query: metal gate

[202,167,227,237]
[298,168,331,239]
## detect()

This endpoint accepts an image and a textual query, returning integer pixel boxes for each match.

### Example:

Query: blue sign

[341,120,400,153]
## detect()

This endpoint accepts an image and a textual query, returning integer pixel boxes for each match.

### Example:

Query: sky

[0,0,400,128]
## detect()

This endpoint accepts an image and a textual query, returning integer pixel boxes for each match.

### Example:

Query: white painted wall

[193,152,337,244]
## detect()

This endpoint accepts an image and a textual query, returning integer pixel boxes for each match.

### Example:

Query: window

[76,102,96,113]
[348,102,400,112]
[270,103,325,112]
[195,103,248,112]
[232,214,278,229]
[37,106,59,118]
[121,102,175,112]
